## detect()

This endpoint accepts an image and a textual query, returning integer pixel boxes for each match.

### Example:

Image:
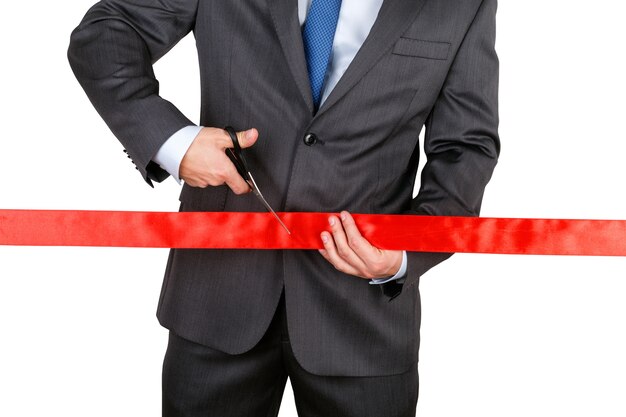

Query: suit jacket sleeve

[67,0,199,186]
[383,0,501,299]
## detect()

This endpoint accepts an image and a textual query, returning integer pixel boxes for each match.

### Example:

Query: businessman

[68,0,500,415]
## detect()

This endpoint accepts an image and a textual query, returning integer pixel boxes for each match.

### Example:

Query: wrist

[384,251,404,277]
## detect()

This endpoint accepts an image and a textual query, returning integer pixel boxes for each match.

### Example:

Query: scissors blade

[246,172,291,235]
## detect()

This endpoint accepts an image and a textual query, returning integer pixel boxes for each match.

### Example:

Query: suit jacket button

[303,133,318,146]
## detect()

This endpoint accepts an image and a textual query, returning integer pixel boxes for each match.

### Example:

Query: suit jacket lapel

[268,0,314,113]
[316,0,428,119]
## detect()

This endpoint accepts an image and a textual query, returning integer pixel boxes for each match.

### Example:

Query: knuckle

[233,186,248,195]
[372,260,387,274]
[215,168,229,180]
[211,171,223,181]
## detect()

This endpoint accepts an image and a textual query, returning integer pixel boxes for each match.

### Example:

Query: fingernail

[329,217,335,226]
[340,212,347,221]
[245,129,254,140]
[321,234,328,243]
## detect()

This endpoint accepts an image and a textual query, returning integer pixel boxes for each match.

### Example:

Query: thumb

[237,128,259,149]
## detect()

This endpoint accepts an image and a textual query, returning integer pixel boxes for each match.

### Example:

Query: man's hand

[179,127,259,194]
[319,211,403,280]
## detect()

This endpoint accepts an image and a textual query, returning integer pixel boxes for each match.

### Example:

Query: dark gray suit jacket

[68,0,500,377]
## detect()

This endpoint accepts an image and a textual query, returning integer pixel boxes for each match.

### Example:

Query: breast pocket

[392,37,451,60]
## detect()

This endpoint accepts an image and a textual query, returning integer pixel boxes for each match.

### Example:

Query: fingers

[319,211,403,280]
[320,212,371,278]
[236,128,259,149]
[224,128,257,194]
[179,126,258,195]
[327,215,369,270]
[319,233,362,277]
[338,211,378,264]
[220,128,259,194]
[319,217,368,276]
[224,166,251,195]
[214,128,259,150]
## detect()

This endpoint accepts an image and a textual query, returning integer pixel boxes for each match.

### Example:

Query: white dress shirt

[153,0,407,284]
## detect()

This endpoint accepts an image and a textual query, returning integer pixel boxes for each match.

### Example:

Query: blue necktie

[302,0,343,110]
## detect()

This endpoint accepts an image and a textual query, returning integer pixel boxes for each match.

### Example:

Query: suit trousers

[162,288,419,417]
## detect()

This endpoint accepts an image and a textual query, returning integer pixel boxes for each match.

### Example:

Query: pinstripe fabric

[68,0,500,379]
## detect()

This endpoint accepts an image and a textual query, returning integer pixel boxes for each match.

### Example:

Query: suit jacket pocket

[178,184,228,212]
[392,37,451,60]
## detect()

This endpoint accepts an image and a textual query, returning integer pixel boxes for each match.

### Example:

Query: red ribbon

[2,209,626,256]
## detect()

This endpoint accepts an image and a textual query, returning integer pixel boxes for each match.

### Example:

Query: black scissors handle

[222,126,292,235]
[224,126,251,183]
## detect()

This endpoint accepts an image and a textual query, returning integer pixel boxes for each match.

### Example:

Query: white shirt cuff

[369,251,407,285]
[152,125,202,184]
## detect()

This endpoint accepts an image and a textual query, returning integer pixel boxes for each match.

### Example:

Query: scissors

[224,126,291,235]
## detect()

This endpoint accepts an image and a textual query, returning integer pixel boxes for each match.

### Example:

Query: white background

[1,1,625,416]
